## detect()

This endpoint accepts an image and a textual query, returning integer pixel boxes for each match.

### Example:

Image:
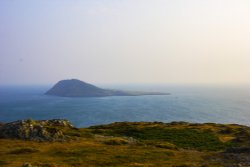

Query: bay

[0,84,249,127]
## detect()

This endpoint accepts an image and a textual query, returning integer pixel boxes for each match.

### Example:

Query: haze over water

[1,1,250,127]
[0,85,249,127]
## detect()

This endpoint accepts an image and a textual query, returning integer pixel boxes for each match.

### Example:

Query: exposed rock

[225,147,250,154]
[0,119,74,141]
[218,152,250,166]
[22,163,33,167]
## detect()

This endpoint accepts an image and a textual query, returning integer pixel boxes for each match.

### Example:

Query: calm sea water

[0,84,250,127]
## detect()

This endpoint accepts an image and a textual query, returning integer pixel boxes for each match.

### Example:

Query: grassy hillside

[0,121,250,167]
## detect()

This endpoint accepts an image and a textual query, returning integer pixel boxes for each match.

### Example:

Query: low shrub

[0,160,9,165]
[154,142,177,150]
[91,124,227,151]
[9,147,39,154]
[103,138,129,145]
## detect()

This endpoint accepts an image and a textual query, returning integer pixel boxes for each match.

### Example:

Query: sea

[0,84,250,128]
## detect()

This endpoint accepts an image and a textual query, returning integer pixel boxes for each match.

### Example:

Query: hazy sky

[1,0,250,85]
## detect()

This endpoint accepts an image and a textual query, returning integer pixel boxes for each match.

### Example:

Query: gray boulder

[0,119,74,141]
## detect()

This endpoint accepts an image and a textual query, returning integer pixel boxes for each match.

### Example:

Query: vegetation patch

[152,142,177,149]
[91,123,229,151]
[63,128,93,138]
[103,138,129,145]
[1,120,250,166]
[9,147,39,154]
[63,157,84,166]
[0,160,9,166]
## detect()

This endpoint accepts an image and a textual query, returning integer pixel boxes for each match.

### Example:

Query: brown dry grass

[1,122,250,167]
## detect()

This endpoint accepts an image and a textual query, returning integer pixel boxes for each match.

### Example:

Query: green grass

[1,121,250,166]
[90,124,228,151]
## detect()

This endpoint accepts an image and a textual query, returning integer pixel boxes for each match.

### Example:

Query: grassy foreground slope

[0,120,250,167]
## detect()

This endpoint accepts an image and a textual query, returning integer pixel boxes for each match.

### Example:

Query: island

[45,79,170,97]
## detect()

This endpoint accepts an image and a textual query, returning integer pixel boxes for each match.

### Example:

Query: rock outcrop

[0,119,74,141]
[225,147,250,154]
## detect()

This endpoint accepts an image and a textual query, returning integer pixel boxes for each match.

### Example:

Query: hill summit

[45,79,110,97]
[45,79,169,97]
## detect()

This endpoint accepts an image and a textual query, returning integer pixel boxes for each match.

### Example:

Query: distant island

[45,79,170,97]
